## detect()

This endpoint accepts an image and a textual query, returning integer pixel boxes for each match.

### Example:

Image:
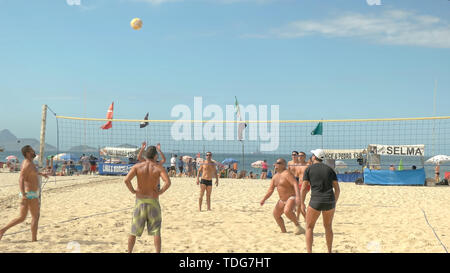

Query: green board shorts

[131,198,162,237]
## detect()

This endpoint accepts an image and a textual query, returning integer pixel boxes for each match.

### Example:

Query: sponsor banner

[368,144,424,156]
[323,149,365,160]
[99,147,139,158]
[98,163,133,175]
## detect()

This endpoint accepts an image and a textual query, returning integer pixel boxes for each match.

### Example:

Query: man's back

[134,161,162,199]
[304,163,336,200]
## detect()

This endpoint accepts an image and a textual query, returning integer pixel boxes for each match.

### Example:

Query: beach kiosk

[323,149,366,182]
[98,147,139,175]
[364,144,426,185]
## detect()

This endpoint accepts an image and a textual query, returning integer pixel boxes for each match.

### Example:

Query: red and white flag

[100,102,114,130]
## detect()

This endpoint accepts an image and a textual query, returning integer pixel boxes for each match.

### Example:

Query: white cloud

[247,9,450,49]
[66,0,81,6]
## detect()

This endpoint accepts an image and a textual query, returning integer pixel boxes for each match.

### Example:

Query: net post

[39,104,48,168]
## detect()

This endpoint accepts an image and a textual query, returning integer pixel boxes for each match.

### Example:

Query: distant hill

[0,129,56,152]
[68,145,98,153]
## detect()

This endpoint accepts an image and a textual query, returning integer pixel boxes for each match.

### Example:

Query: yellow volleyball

[130,18,143,30]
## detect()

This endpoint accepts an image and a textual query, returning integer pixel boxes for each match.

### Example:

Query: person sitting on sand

[260,158,304,235]
[237,170,247,179]
[0,145,49,242]
[124,145,171,253]
[196,152,219,211]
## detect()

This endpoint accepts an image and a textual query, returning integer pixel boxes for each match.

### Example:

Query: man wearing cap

[300,149,340,253]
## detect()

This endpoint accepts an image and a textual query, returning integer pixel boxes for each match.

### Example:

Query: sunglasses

[275,161,283,165]
[206,154,212,157]
[291,154,298,156]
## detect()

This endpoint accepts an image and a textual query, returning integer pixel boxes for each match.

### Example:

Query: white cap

[311,149,326,160]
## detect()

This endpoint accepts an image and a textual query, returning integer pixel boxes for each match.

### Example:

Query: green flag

[311,122,323,135]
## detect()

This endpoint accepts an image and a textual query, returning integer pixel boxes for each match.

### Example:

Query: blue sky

[0,0,449,146]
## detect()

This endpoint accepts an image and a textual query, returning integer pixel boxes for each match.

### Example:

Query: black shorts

[179,167,183,172]
[262,169,268,173]
[309,200,335,211]
[201,179,213,187]
[295,177,299,182]
[170,166,176,171]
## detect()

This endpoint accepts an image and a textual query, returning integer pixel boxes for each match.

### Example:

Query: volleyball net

[49,114,450,172]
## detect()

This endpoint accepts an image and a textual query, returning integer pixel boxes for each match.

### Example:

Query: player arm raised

[156,143,166,165]
[137,141,146,163]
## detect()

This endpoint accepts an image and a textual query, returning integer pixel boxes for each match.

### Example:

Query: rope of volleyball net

[50,115,450,172]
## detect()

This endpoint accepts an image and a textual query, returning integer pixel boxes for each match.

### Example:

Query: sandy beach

[0,172,449,253]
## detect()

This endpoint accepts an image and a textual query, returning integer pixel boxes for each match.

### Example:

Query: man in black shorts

[300,149,340,253]
[196,152,219,211]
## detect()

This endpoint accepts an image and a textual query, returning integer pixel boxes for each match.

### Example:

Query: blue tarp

[98,163,133,175]
[337,173,363,182]
[364,168,425,185]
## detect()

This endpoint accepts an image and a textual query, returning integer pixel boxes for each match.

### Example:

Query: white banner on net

[368,144,425,156]
[323,149,366,160]
[99,147,139,158]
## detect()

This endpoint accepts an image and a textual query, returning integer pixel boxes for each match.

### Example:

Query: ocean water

[1,149,448,180]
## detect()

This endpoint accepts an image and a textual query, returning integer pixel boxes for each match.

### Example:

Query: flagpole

[241,140,245,172]
[321,118,323,149]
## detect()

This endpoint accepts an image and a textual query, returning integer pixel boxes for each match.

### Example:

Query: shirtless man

[0,145,48,242]
[289,151,311,220]
[260,158,305,235]
[137,142,166,192]
[288,151,302,179]
[196,152,219,211]
[124,146,171,253]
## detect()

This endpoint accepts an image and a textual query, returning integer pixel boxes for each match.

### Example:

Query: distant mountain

[68,145,98,153]
[0,129,56,152]
[0,129,17,142]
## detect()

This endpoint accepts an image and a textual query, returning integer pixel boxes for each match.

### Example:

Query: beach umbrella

[222,158,239,165]
[251,160,264,168]
[5,155,18,162]
[53,153,77,161]
[335,160,347,169]
[426,155,450,164]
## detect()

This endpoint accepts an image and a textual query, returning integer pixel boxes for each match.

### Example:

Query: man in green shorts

[124,145,171,253]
